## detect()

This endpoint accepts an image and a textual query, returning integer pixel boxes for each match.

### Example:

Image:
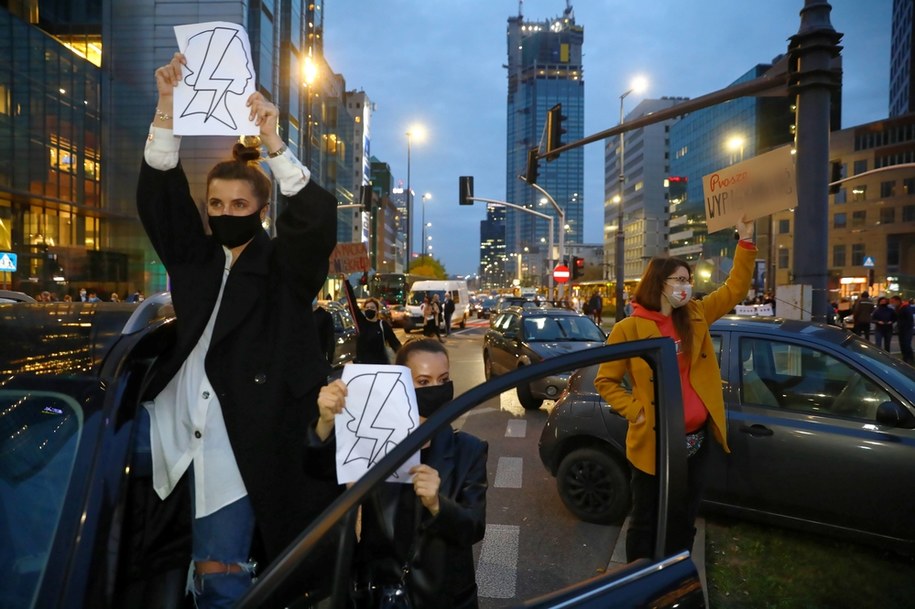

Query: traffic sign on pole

[553,264,570,284]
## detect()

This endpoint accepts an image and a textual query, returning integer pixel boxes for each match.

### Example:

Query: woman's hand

[246,92,283,154]
[409,464,441,516]
[153,52,186,125]
[736,216,755,241]
[316,379,347,441]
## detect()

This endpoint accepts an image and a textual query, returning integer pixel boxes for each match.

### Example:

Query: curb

[608,516,708,605]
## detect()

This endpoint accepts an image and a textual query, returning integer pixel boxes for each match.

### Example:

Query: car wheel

[483,351,493,380]
[516,375,543,410]
[556,447,630,524]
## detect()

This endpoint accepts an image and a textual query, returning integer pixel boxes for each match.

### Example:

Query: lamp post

[615,76,647,322]
[421,192,431,261]
[404,125,425,271]
[726,134,746,164]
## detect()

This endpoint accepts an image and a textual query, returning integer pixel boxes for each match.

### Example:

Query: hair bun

[232,142,262,163]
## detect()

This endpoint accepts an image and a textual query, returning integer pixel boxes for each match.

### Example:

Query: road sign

[553,264,570,284]
[0,252,16,272]
[863,256,875,267]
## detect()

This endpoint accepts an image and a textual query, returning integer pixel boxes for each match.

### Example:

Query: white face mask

[665,283,692,308]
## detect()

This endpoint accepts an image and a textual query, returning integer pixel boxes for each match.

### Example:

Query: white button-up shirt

[142,124,310,518]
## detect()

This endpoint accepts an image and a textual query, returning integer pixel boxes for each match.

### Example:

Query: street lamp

[615,76,647,322]
[405,125,425,270]
[726,134,746,164]
[421,192,431,261]
[302,53,318,168]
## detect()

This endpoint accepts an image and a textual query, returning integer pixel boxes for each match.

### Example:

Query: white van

[406,280,471,331]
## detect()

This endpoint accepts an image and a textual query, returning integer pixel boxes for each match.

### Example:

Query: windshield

[843,334,915,385]
[407,290,445,306]
[523,316,606,342]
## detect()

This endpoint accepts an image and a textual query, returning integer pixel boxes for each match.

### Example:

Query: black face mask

[208,211,264,248]
[415,381,454,418]
[364,309,377,320]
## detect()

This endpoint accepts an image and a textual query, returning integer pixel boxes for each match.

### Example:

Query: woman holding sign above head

[136,52,339,608]
[316,339,488,609]
[594,218,756,562]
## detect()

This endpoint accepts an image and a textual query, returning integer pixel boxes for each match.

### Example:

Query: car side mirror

[875,401,915,428]
[503,330,517,340]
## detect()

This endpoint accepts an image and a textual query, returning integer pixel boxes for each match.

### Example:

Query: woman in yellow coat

[594,219,755,561]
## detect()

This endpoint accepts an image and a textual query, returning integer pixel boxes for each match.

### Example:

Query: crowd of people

[30,288,145,303]
[846,291,914,363]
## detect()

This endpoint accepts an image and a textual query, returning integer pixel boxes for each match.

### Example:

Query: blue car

[539,316,915,555]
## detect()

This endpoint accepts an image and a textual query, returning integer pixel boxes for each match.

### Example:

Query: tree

[408,255,447,279]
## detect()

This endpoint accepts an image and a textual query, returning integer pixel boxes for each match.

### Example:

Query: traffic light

[545,103,567,162]
[525,146,540,184]
[459,176,474,205]
[360,184,373,209]
[572,256,584,279]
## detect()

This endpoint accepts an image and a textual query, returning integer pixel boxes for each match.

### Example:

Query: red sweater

[631,303,708,433]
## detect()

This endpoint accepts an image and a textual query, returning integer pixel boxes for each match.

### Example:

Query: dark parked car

[474,296,498,319]
[318,300,358,369]
[539,315,915,555]
[0,289,37,303]
[0,295,705,608]
[483,307,606,410]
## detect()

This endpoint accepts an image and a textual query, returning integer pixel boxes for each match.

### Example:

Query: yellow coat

[594,244,757,475]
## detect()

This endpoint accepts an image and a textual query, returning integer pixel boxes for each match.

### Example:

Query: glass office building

[668,61,799,292]
[505,5,584,264]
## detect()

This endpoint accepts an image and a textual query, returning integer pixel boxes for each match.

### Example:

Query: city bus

[369,273,433,307]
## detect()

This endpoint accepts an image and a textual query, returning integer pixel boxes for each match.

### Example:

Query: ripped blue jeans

[134,406,256,609]
[188,492,257,609]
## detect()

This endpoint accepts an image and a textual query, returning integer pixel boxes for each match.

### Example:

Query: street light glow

[630,75,648,95]
[406,124,426,142]
[726,135,746,152]
[303,54,317,85]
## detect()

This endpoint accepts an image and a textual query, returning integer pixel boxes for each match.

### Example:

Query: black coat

[343,278,402,364]
[357,427,488,609]
[136,159,338,567]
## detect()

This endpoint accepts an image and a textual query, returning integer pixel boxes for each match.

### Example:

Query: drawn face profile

[181,25,254,130]
[342,370,417,472]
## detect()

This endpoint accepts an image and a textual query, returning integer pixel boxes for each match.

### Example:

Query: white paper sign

[173,22,259,136]
[335,364,421,485]
[702,145,797,234]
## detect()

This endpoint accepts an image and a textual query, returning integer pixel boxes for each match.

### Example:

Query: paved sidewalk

[608,516,708,606]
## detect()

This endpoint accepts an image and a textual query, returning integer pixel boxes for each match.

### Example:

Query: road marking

[476,523,519,598]
[493,456,523,488]
[505,419,527,438]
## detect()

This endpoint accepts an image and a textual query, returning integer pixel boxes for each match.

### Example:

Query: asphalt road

[396,322,622,607]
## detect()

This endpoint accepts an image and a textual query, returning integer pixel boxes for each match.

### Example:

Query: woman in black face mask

[341,276,402,364]
[316,339,488,609]
[137,52,339,608]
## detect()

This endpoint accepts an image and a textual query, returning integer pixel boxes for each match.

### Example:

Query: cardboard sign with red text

[702,145,796,234]
[329,242,370,274]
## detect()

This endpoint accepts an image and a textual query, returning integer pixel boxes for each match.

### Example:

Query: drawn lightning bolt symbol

[184,27,241,128]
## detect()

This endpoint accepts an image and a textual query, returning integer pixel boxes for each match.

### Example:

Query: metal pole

[519,178,565,298]
[790,0,841,323]
[421,195,426,261]
[548,218,554,294]
[615,90,632,322]
[405,133,412,271]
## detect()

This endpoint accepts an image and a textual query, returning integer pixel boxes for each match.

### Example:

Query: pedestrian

[891,296,913,364]
[433,293,445,332]
[316,339,488,609]
[86,290,100,303]
[593,219,756,561]
[135,52,338,607]
[588,291,603,325]
[851,292,875,342]
[79,288,87,302]
[342,275,402,364]
[110,292,120,302]
[443,292,456,336]
[63,294,73,302]
[872,296,897,352]
[422,295,443,342]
